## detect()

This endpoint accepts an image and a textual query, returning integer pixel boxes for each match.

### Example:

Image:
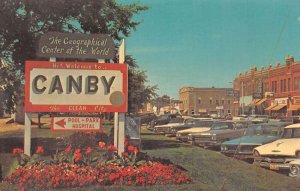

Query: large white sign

[25,61,128,112]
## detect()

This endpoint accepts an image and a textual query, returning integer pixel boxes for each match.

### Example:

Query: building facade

[233,55,300,117]
[179,87,239,116]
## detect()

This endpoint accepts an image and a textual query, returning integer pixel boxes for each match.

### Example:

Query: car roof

[284,123,300,129]
[250,122,291,127]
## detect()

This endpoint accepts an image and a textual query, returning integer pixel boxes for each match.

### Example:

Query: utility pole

[241,81,244,115]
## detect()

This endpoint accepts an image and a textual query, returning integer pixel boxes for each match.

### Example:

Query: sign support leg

[24,112,31,156]
[117,113,125,155]
[114,112,119,148]
[115,39,126,154]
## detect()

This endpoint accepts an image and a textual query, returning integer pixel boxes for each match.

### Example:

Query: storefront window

[272,81,277,93]
[294,77,300,91]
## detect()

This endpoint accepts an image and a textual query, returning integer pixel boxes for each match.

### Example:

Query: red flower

[109,173,116,181]
[65,146,71,153]
[133,147,139,154]
[85,147,93,155]
[36,146,44,154]
[107,144,117,151]
[127,145,135,152]
[75,149,81,154]
[74,153,82,162]
[12,148,24,155]
[98,142,106,148]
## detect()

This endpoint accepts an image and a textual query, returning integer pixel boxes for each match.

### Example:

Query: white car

[153,116,193,134]
[253,123,300,170]
[176,120,213,142]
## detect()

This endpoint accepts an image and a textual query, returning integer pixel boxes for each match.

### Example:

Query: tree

[126,56,157,113]
[152,95,171,114]
[0,0,150,114]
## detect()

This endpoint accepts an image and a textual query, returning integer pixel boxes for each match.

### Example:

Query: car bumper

[221,150,254,159]
[253,161,290,170]
[165,133,176,137]
[193,140,221,147]
[176,135,189,142]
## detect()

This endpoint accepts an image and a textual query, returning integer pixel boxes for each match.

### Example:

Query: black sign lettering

[101,76,115,94]
[67,76,82,94]
[86,76,98,94]
[32,75,47,94]
[49,75,63,94]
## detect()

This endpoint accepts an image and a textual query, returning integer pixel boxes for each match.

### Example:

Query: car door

[231,122,246,139]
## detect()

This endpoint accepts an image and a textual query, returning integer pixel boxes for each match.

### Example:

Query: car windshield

[183,118,194,124]
[194,120,214,127]
[158,115,169,120]
[211,122,233,130]
[281,128,300,138]
[245,124,281,136]
[247,115,269,120]
[169,118,184,123]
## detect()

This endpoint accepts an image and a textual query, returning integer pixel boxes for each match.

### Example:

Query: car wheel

[296,151,300,158]
[290,165,300,177]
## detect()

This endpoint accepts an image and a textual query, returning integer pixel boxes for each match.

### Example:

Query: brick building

[233,55,300,117]
[179,87,239,116]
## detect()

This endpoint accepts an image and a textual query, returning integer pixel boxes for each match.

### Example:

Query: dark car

[149,113,182,130]
[188,121,249,148]
[134,113,157,127]
[220,122,291,160]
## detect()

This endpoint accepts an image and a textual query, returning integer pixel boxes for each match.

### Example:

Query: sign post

[24,113,31,155]
[115,39,126,155]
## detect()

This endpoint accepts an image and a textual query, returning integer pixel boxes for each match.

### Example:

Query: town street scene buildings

[1,1,300,191]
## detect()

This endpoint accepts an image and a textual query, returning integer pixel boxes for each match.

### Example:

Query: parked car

[152,117,187,133]
[220,122,291,160]
[289,159,300,177]
[253,123,300,171]
[247,115,269,124]
[176,120,215,142]
[153,116,196,135]
[188,121,249,148]
[134,112,157,127]
[148,113,182,130]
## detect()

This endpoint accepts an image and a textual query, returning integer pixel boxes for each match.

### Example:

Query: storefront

[287,96,300,116]
[265,98,287,118]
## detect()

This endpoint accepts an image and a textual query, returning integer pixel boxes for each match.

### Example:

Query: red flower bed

[96,162,191,186]
[5,162,191,189]
[5,163,97,190]
[5,140,191,190]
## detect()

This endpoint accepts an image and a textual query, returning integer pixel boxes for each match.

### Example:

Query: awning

[288,105,300,111]
[265,105,276,111]
[255,98,268,106]
[248,99,260,106]
[271,104,287,111]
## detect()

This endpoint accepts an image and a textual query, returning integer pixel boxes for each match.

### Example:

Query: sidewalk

[0,117,48,133]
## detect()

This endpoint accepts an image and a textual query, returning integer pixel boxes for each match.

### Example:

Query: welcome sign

[24,61,128,112]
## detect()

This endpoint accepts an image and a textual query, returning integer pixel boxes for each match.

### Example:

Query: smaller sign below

[51,116,102,131]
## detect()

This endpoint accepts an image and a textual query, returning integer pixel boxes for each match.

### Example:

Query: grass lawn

[1,125,300,191]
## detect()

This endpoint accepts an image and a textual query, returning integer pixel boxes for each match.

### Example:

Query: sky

[118,0,300,99]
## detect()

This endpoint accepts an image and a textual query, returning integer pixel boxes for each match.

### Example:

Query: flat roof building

[179,87,239,116]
